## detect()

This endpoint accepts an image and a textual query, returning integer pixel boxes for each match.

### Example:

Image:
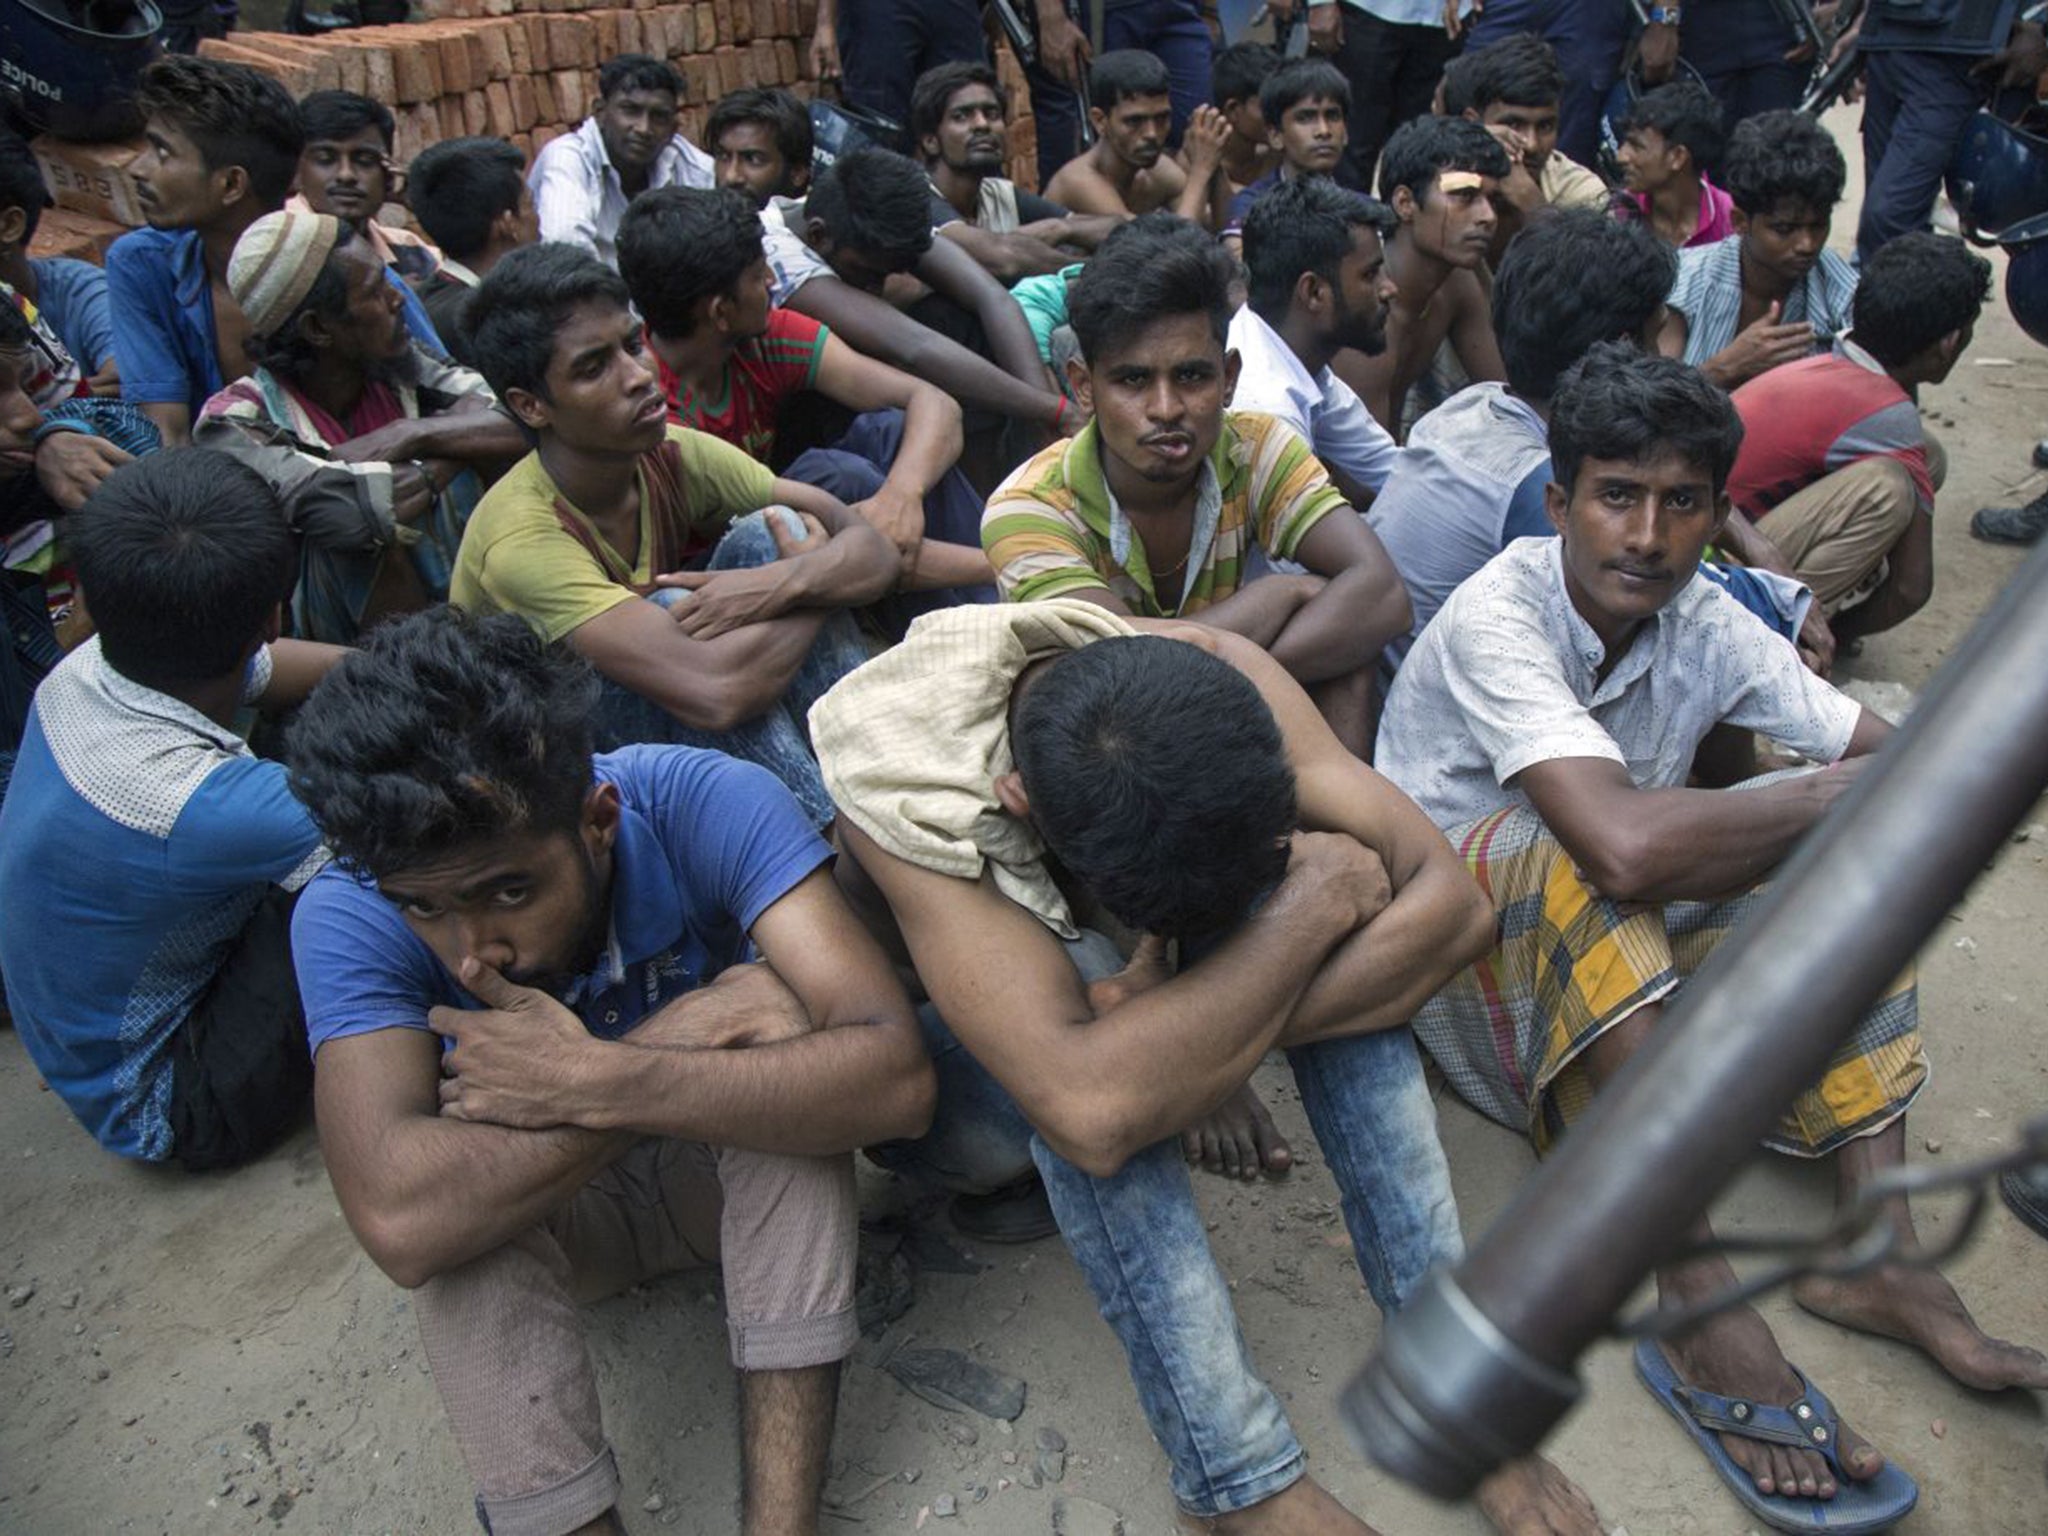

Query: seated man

[528,54,714,269]
[707,85,814,208]
[1041,50,1221,225]
[913,61,1116,281]
[405,136,540,366]
[811,602,1598,1536]
[290,90,445,305]
[1659,109,1858,390]
[759,146,1071,485]
[983,214,1409,758]
[108,55,304,446]
[0,127,115,393]
[0,306,159,795]
[1368,210,1676,663]
[452,243,896,825]
[1721,232,1990,648]
[1338,115,1509,434]
[1222,58,1352,243]
[1613,81,1735,250]
[196,209,527,646]
[0,449,343,1168]
[1378,346,2047,1534]
[618,187,994,605]
[287,606,933,1536]
[1454,29,1609,256]
[1210,39,1281,204]
[1231,175,1400,509]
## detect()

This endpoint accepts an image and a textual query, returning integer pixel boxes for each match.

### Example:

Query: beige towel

[810,599,1137,939]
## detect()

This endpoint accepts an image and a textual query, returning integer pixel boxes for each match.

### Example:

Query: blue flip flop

[1633,1336,1919,1534]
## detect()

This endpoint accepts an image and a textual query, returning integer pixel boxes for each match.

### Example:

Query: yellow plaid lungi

[1413,804,1927,1159]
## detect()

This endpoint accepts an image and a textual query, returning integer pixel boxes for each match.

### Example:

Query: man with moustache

[913,62,1117,283]
[981,213,1408,758]
[1230,176,1401,510]
[1042,50,1227,226]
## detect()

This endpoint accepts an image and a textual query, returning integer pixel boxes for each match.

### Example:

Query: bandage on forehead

[1436,170,1485,193]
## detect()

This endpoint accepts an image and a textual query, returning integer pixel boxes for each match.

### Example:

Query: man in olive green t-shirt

[454,243,898,823]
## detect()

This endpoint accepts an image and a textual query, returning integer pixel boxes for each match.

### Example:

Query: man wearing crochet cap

[195,208,528,646]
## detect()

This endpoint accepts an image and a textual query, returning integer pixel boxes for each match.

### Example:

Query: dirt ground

[4,105,2047,1536]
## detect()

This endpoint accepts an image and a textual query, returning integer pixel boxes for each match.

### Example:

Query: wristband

[1647,5,1680,24]
[1052,395,1070,429]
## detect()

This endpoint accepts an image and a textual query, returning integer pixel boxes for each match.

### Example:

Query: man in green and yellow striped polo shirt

[981,212,1412,757]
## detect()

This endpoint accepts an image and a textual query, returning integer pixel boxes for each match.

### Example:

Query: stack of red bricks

[196,1,828,167]
[27,0,1044,268]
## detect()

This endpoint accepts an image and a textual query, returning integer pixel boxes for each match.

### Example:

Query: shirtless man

[1336,114,1509,435]
[1042,49,1226,227]
[809,602,1604,1536]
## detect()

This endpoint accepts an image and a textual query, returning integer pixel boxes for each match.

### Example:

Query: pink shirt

[1626,177,1737,249]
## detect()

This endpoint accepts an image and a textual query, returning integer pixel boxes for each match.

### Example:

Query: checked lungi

[1414,803,1927,1159]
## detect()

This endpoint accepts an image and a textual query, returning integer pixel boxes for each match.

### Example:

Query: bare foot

[1659,1304,1886,1500]
[1086,935,1172,1015]
[1795,1262,2048,1391]
[1473,1456,1601,1536]
[1182,1083,1294,1181]
[1178,1475,1379,1535]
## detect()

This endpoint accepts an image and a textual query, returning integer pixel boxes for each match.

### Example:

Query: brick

[503,19,532,74]
[715,45,747,95]
[393,37,443,103]
[731,0,751,42]
[484,80,517,139]
[430,30,474,94]
[750,39,776,83]
[473,21,512,78]
[239,33,343,93]
[391,106,426,166]
[797,0,817,31]
[679,105,706,147]
[680,53,717,105]
[511,130,532,158]
[195,38,315,96]
[460,89,487,136]
[28,208,126,265]
[519,14,551,70]
[775,0,797,36]
[508,71,539,131]
[32,135,146,227]
[695,5,716,51]
[358,42,397,104]
[554,69,589,124]
[545,15,595,70]
[773,38,797,84]
[438,95,469,140]
[589,8,618,59]
[752,0,774,41]
[532,124,563,157]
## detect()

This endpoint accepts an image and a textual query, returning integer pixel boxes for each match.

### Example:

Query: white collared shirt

[1228,303,1398,496]
[1378,537,1860,830]
[528,117,714,269]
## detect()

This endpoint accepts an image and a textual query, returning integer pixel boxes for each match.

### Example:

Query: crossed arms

[313,867,936,1289]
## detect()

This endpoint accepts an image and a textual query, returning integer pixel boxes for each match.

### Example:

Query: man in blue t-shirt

[0,448,346,1167]
[285,606,933,1536]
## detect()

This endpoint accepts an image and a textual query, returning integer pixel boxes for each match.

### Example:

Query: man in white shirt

[528,54,713,269]
[1230,175,1399,509]
[1378,343,2045,1536]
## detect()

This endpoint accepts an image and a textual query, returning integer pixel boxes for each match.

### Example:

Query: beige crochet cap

[228,209,347,338]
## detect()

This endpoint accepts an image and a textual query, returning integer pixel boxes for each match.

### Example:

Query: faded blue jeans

[594,509,869,827]
[872,932,1463,1518]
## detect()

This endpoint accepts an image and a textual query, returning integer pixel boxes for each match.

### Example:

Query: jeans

[1026,0,1217,186]
[872,932,1463,1517]
[1466,0,1632,167]
[783,407,998,634]
[1857,48,1989,262]
[593,509,869,827]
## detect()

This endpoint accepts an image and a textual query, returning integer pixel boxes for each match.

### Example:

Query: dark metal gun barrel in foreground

[1342,536,2048,1500]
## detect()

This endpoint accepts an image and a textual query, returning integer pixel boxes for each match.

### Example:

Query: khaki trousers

[1753,454,1931,614]
[411,1138,859,1536]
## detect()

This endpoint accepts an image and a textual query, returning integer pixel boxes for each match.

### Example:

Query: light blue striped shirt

[1666,234,1859,370]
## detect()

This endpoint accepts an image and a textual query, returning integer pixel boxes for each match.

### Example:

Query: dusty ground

[4,106,2047,1535]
